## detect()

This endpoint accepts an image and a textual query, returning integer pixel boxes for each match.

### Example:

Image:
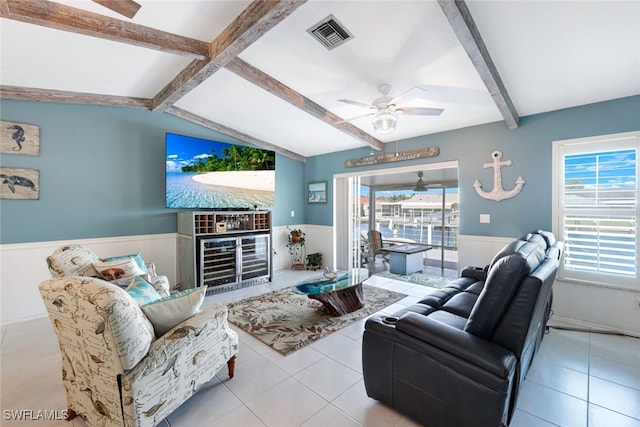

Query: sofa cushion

[417,277,478,308]
[126,276,161,305]
[464,254,530,339]
[488,240,528,269]
[441,291,479,318]
[393,303,437,319]
[93,258,146,282]
[141,287,207,336]
[102,252,148,274]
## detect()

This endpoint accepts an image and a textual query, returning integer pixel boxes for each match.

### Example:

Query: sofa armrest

[461,265,488,282]
[395,312,516,378]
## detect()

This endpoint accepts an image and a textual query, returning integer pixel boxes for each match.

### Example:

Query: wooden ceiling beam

[92,0,141,20]
[0,85,152,109]
[1,0,209,60]
[165,106,307,163]
[438,0,519,129]
[152,0,308,112]
[226,57,385,152]
[0,85,305,161]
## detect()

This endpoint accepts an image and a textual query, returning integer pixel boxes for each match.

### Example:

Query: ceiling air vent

[307,15,354,50]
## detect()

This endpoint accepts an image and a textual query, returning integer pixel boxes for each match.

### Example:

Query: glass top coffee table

[293,269,368,316]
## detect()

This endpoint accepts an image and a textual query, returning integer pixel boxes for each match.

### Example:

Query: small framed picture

[1,120,40,156]
[0,167,39,200]
[308,181,327,204]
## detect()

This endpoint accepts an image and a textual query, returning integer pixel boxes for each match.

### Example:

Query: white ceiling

[1,0,639,161]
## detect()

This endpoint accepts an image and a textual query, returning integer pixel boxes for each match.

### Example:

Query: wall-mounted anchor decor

[473,150,525,201]
[1,120,40,156]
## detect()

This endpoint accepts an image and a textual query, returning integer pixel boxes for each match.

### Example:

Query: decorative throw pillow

[46,244,101,278]
[126,276,161,305]
[93,258,145,282]
[141,287,207,337]
[101,252,148,274]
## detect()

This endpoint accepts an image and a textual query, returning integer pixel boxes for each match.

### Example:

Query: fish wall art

[0,167,39,200]
[1,120,40,156]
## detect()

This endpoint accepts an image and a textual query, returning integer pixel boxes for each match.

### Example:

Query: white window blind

[554,132,639,289]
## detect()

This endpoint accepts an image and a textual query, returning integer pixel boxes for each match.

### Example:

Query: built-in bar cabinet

[177,210,272,294]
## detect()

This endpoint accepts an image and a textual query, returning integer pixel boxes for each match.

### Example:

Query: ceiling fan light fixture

[372,109,397,133]
[413,171,428,192]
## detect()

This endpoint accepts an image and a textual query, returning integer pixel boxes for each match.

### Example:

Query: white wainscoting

[2,227,334,325]
[457,234,514,272]
[6,231,636,336]
[550,278,640,338]
[0,234,178,325]
[271,225,334,272]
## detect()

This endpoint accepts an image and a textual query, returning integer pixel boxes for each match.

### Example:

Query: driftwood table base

[308,282,364,316]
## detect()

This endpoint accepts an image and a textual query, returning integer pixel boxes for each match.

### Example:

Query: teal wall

[306,95,640,237]
[1,96,638,244]
[0,100,306,244]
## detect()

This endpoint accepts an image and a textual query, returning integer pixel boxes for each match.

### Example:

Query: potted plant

[305,252,323,270]
[286,227,306,269]
[288,228,305,245]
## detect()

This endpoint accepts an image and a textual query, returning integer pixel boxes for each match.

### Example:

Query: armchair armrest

[122,304,238,425]
[395,312,516,378]
[127,304,237,380]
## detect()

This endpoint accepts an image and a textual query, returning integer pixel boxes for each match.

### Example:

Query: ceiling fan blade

[399,107,444,116]
[389,85,429,105]
[336,112,374,124]
[337,99,374,109]
[92,0,141,19]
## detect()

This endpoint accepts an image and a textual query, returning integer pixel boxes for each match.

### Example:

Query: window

[553,131,639,289]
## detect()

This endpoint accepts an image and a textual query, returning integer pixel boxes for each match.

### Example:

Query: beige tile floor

[2,268,639,427]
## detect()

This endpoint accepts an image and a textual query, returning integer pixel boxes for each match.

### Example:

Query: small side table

[385,244,432,275]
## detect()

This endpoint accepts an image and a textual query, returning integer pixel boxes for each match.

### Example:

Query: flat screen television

[165,133,275,209]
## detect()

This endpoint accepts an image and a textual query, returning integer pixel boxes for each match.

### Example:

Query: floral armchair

[40,245,239,427]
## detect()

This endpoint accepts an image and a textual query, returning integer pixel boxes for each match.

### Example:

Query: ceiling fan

[92,0,141,19]
[412,172,448,192]
[413,171,428,192]
[338,84,444,134]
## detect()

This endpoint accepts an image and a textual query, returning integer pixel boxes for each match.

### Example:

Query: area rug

[227,285,406,356]
[374,270,452,289]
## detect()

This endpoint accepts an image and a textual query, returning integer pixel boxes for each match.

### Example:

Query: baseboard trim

[548,315,640,339]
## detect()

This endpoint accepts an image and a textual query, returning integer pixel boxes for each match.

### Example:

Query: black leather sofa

[362,230,563,427]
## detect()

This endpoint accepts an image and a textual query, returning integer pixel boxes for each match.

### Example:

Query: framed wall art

[308,181,327,204]
[0,167,39,200]
[1,120,40,156]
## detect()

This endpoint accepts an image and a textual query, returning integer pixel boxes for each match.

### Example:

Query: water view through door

[346,171,459,272]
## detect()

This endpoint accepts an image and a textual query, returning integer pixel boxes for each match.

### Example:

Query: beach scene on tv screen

[166,133,275,209]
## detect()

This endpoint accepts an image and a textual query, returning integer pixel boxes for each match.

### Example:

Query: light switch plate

[480,214,491,224]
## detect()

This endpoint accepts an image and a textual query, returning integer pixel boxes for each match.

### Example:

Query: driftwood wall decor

[0,167,39,199]
[345,147,440,168]
[0,120,40,156]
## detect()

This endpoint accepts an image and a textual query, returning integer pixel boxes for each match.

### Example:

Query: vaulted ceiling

[1,0,639,163]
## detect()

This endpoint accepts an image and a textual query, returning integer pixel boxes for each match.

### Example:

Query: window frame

[552,131,639,290]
